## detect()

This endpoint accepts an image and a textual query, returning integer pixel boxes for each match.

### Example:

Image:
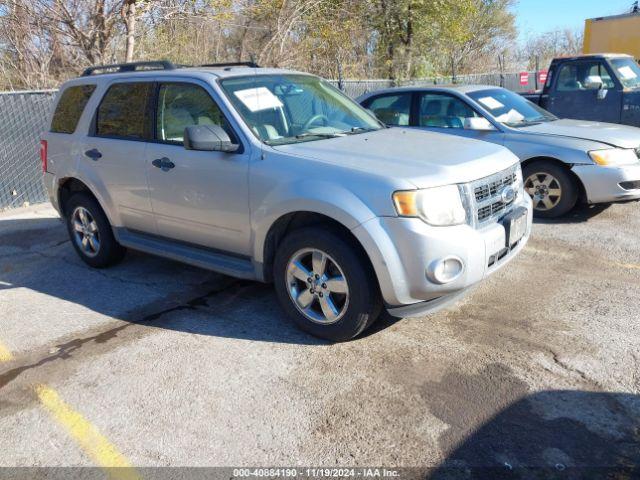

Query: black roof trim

[81,60,177,77]
[199,62,260,70]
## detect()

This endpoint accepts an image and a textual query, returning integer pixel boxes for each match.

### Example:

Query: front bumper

[572,163,640,204]
[352,196,533,311]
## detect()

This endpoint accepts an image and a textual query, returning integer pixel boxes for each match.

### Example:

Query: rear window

[96,82,153,139]
[50,85,96,134]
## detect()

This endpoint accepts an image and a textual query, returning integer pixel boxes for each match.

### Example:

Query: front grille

[474,172,517,202]
[468,164,521,226]
[477,198,514,222]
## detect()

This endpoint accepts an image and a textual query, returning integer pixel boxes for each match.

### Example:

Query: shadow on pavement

[429,389,640,479]
[533,203,611,225]
[0,217,327,346]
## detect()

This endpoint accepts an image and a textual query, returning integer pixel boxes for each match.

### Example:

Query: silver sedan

[359,85,640,217]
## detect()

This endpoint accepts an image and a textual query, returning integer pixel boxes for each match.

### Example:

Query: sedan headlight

[393,185,466,226]
[589,148,639,166]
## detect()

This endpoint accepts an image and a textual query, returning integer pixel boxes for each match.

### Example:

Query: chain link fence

[329,71,539,98]
[0,71,537,210]
[0,90,56,210]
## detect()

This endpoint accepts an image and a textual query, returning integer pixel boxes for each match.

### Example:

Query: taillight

[40,140,48,173]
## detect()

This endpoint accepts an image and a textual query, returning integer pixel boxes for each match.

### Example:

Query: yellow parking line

[615,262,640,270]
[35,385,141,480]
[0,341,13,362]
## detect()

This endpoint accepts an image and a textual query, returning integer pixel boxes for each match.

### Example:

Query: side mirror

[464,117,495,131]
[597,88,608,100]
[584,75,604,90]
[184,125,239,152]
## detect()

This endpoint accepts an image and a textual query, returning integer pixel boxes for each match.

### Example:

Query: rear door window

[366,94,411,126]
[96,82,153,140]
[51,85,96,134]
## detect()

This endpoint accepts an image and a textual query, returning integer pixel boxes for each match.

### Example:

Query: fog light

[427,256,464,284]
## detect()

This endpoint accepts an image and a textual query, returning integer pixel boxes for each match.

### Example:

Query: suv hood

[519,119,640,149]
[272,128,518,189]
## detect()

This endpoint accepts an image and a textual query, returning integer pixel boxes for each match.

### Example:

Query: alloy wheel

[285,248,349,324]
[525,172,562,211]
[71,206,101,257]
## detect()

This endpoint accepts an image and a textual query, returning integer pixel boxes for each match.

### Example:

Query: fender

[251,179,378,264]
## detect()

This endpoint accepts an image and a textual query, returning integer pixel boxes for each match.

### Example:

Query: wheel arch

[261,211,378,287]
[521,156,587,203]
[57,177,115,222]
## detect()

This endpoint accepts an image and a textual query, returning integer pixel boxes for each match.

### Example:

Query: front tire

[65,192,126,268]
[273,227,382,341]
[523,161,578,218]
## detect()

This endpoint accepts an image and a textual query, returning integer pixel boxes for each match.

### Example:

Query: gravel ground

[0,202,639,479]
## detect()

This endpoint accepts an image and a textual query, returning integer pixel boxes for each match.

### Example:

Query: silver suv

[42,61,533,341]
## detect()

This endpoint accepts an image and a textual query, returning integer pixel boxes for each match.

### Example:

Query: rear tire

[273,227,382,342]
[65,192,126,268]
[523,161,578,218]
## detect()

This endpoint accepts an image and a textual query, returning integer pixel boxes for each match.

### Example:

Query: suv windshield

[220,74,382,145]
[610,57,640,89]
[468,88,556,127]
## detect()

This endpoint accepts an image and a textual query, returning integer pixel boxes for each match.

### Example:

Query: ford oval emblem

[501,186,516,203]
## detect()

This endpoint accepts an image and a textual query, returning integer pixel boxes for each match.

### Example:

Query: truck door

[549,61,622,123]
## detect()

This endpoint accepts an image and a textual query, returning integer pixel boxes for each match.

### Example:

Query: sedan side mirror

[464,117,495,131]
[184,125,239,152]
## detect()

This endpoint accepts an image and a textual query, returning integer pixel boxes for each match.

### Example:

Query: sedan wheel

[525,172,562,212]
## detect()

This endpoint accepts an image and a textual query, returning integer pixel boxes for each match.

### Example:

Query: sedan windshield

[468,88,556,127]
[610,57,640,89]
[220,74,382,145]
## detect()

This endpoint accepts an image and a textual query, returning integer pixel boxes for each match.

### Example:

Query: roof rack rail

[81,60,177,77]
[200,61,260,69]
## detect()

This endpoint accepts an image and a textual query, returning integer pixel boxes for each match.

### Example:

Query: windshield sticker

[234,87,283,112]
[618,66,638,80]
[495,109,525,123]
[477,96,505,110]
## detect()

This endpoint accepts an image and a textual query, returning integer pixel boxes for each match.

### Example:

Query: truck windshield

[468,88,557,127]
[610,58,640,89]
[220,74,382,145]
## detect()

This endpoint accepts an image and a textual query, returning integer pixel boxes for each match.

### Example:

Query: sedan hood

[519,119,640,149]
[272,128,518,189]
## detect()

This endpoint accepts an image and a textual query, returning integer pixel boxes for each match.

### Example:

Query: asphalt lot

[0,201,639,477]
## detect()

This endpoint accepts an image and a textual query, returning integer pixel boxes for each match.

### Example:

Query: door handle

[84,149,102,161]
[152,157,175,171]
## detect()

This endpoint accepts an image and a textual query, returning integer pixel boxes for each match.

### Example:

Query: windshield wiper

[295,132,343,140]
[506,119,545,127]
[341,127,378,135]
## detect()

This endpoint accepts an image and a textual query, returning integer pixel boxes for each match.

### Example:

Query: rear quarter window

[96,82,153,140]
[50,85,96,134]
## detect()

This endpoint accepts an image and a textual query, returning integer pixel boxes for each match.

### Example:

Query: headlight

[589,148,638,166]
[393,185,466,226]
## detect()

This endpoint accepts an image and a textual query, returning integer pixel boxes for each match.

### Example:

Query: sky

[515,0,637,40]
